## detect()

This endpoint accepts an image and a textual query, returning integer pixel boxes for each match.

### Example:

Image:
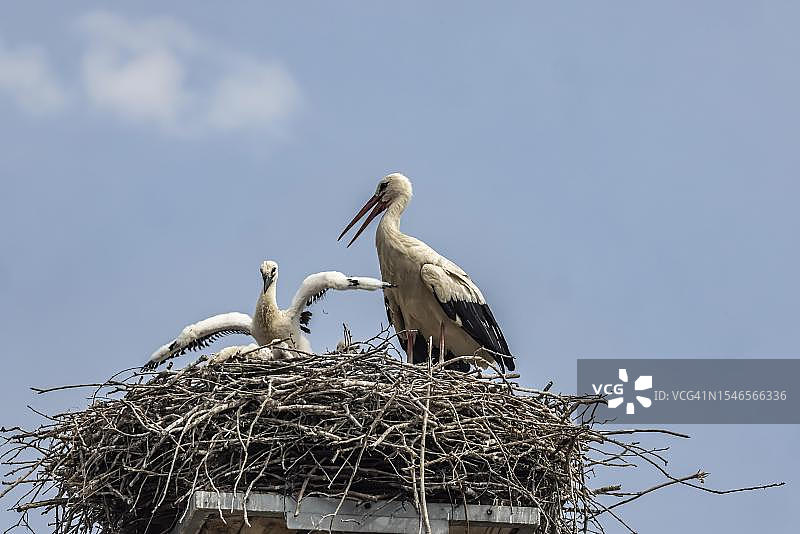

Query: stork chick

[145,260,393,369]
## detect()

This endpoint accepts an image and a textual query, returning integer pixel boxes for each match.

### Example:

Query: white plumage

[338,173,514,372]
[145,260,392,369]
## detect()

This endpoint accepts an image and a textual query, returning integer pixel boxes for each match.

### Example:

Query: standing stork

[338,173,514,372]
[144,260,393,369]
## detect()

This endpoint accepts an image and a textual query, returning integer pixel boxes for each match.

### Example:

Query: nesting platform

[173,492,541,534]
[2,342,654,534]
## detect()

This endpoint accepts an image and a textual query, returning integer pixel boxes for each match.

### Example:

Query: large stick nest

[1,333,778,534]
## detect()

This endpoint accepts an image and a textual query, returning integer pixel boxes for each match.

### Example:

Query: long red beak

[338,193,388,247]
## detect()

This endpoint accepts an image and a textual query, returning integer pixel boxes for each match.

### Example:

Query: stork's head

[338,173,413,247]
[378,173,413,202]
[260,260,278,293]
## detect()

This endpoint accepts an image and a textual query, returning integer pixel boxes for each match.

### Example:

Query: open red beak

[338,193,388,247]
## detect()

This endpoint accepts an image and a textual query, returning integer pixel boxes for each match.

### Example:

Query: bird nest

[0,333,778,534]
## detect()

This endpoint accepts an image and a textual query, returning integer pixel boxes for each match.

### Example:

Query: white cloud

[0,12,300,136]
[82,43,189,127]
[207,60,299,131]
[0,39,67,115]
[76,11,300,135]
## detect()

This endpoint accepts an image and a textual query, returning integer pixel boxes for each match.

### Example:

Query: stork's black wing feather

[299,311,312,334]
[182,327,251,355]
[383,297,393,326]
[142,326,252,371]
[305,289,328,307]
[437,298,514,372]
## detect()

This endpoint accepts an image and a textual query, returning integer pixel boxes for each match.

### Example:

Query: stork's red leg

[405,330,417,364]
[439,320,446,365]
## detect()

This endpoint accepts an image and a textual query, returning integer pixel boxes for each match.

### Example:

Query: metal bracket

[173,491,540,534]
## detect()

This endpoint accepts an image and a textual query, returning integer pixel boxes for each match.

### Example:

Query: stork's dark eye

[378,182,388,192]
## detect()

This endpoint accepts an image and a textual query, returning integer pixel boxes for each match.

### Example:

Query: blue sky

[1,2,798,532]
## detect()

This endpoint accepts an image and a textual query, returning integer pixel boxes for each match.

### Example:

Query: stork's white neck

[256,283,279,316]
[378,195,409,235]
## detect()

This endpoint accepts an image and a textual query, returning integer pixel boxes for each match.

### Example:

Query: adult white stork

[144,260,392,369]
[338,173,514,372]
